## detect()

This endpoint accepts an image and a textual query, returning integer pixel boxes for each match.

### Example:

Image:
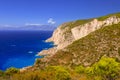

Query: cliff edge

[38,13,120,56]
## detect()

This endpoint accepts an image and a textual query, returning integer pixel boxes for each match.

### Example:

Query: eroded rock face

[46,23,74,49]
[47,16,120,49]
[72,16,120,40]
[38,16,120,56]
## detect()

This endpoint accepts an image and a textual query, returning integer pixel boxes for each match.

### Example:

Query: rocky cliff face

[38,16,120,56]
[72,16,120,40]
[47,16,120,49]
[46,23,75,49]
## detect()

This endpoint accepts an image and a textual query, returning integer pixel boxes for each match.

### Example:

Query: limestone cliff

[47,16,120,48]
[38,15,120,56]
[46,23,75,49]
[72,16,120,40]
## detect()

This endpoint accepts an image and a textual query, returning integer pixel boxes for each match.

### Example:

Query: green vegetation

[74,57,120,80]
[46,23,120,68]
[1,57,120,80]
[75,65,85,74]
[60,19,93,35]
[5,67,19,75]
[59,13,120,42]
[61,19,92,30]
[85,57,120,80]
[60,13,120,35]
[46,66,71,80]
[97,12,120,21]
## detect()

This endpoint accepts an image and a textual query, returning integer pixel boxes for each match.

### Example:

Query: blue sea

[0,30,53,70]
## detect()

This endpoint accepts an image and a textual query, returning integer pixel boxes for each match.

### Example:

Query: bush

[75,65,85,74]
[86,57,120,80]
[5,67,19,75]
[46,66,71,80]
[0,70,4,76]
[55,69,71,80]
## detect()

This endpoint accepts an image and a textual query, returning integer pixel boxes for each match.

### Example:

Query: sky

[0,0,120,27]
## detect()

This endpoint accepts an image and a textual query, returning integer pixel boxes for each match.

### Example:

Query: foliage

[0,70,4,76]
[60,19,93,35]
[97,12,120,21]
[46,66,71,80]
[85,57,120,80]
[61,19,92,29]
[46,22,120,71]
[0,57,120,80]
[75,65,85,74]
[5,67,19,75]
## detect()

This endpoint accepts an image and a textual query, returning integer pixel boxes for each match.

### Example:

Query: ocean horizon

[0,30,54,70]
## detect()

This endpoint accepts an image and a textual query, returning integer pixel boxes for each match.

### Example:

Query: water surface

[0,30,53,70]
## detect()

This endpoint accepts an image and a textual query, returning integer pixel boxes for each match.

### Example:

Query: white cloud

[47,18,56,25]
[3,25,11,27]
[25,23,43,26]
[0,24,18,27]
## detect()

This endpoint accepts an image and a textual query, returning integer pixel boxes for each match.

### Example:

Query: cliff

[38,14,120,56]
[36,13,120,68]
[46,16,120,49]
[37,22,120,68]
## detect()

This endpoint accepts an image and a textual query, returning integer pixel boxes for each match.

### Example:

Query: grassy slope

[60,12,120,34]
[60,19,93,35]
[47,23,120,67]
[97,12,120,21]
[60,13,120,35]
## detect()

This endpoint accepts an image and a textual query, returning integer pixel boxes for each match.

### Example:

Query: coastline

[0,30,54,70]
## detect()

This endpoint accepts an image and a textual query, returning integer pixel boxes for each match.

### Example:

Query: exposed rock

[38,47,57,56]
[20,66,32,72]
[72,16,120,40]
[38,16,120,57]
[47,16,120,49]
[46,23,74,49]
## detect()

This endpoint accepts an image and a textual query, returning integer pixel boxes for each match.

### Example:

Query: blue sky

[0,0,120,26]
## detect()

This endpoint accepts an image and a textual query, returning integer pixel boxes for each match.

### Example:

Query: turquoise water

[0,30,53,70]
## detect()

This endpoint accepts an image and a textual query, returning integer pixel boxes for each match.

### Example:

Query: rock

[47,16,120,50]
[72,16,120,40]
[20,66,32,72]
[38,47,57,56]
[38,16,120,59]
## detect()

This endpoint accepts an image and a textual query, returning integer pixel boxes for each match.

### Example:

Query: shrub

[75,65,85,74]
[46,66,71,80]
[0,70,4,76]
[86,57,120,80]
[5,67,19,75]
[55,69,71,80]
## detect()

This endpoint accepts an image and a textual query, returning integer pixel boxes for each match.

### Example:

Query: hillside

[0,13,120,80]
[44,23,120,67]
[36,13,120,70]
[45,13,120,50]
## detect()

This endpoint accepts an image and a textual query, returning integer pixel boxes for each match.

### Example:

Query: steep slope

[37,23,120,68]
[34,13,120,70]
[39,13,120,56]
[46,13,120,49]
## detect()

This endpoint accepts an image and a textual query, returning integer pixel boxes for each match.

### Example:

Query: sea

[0,30,54,70]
